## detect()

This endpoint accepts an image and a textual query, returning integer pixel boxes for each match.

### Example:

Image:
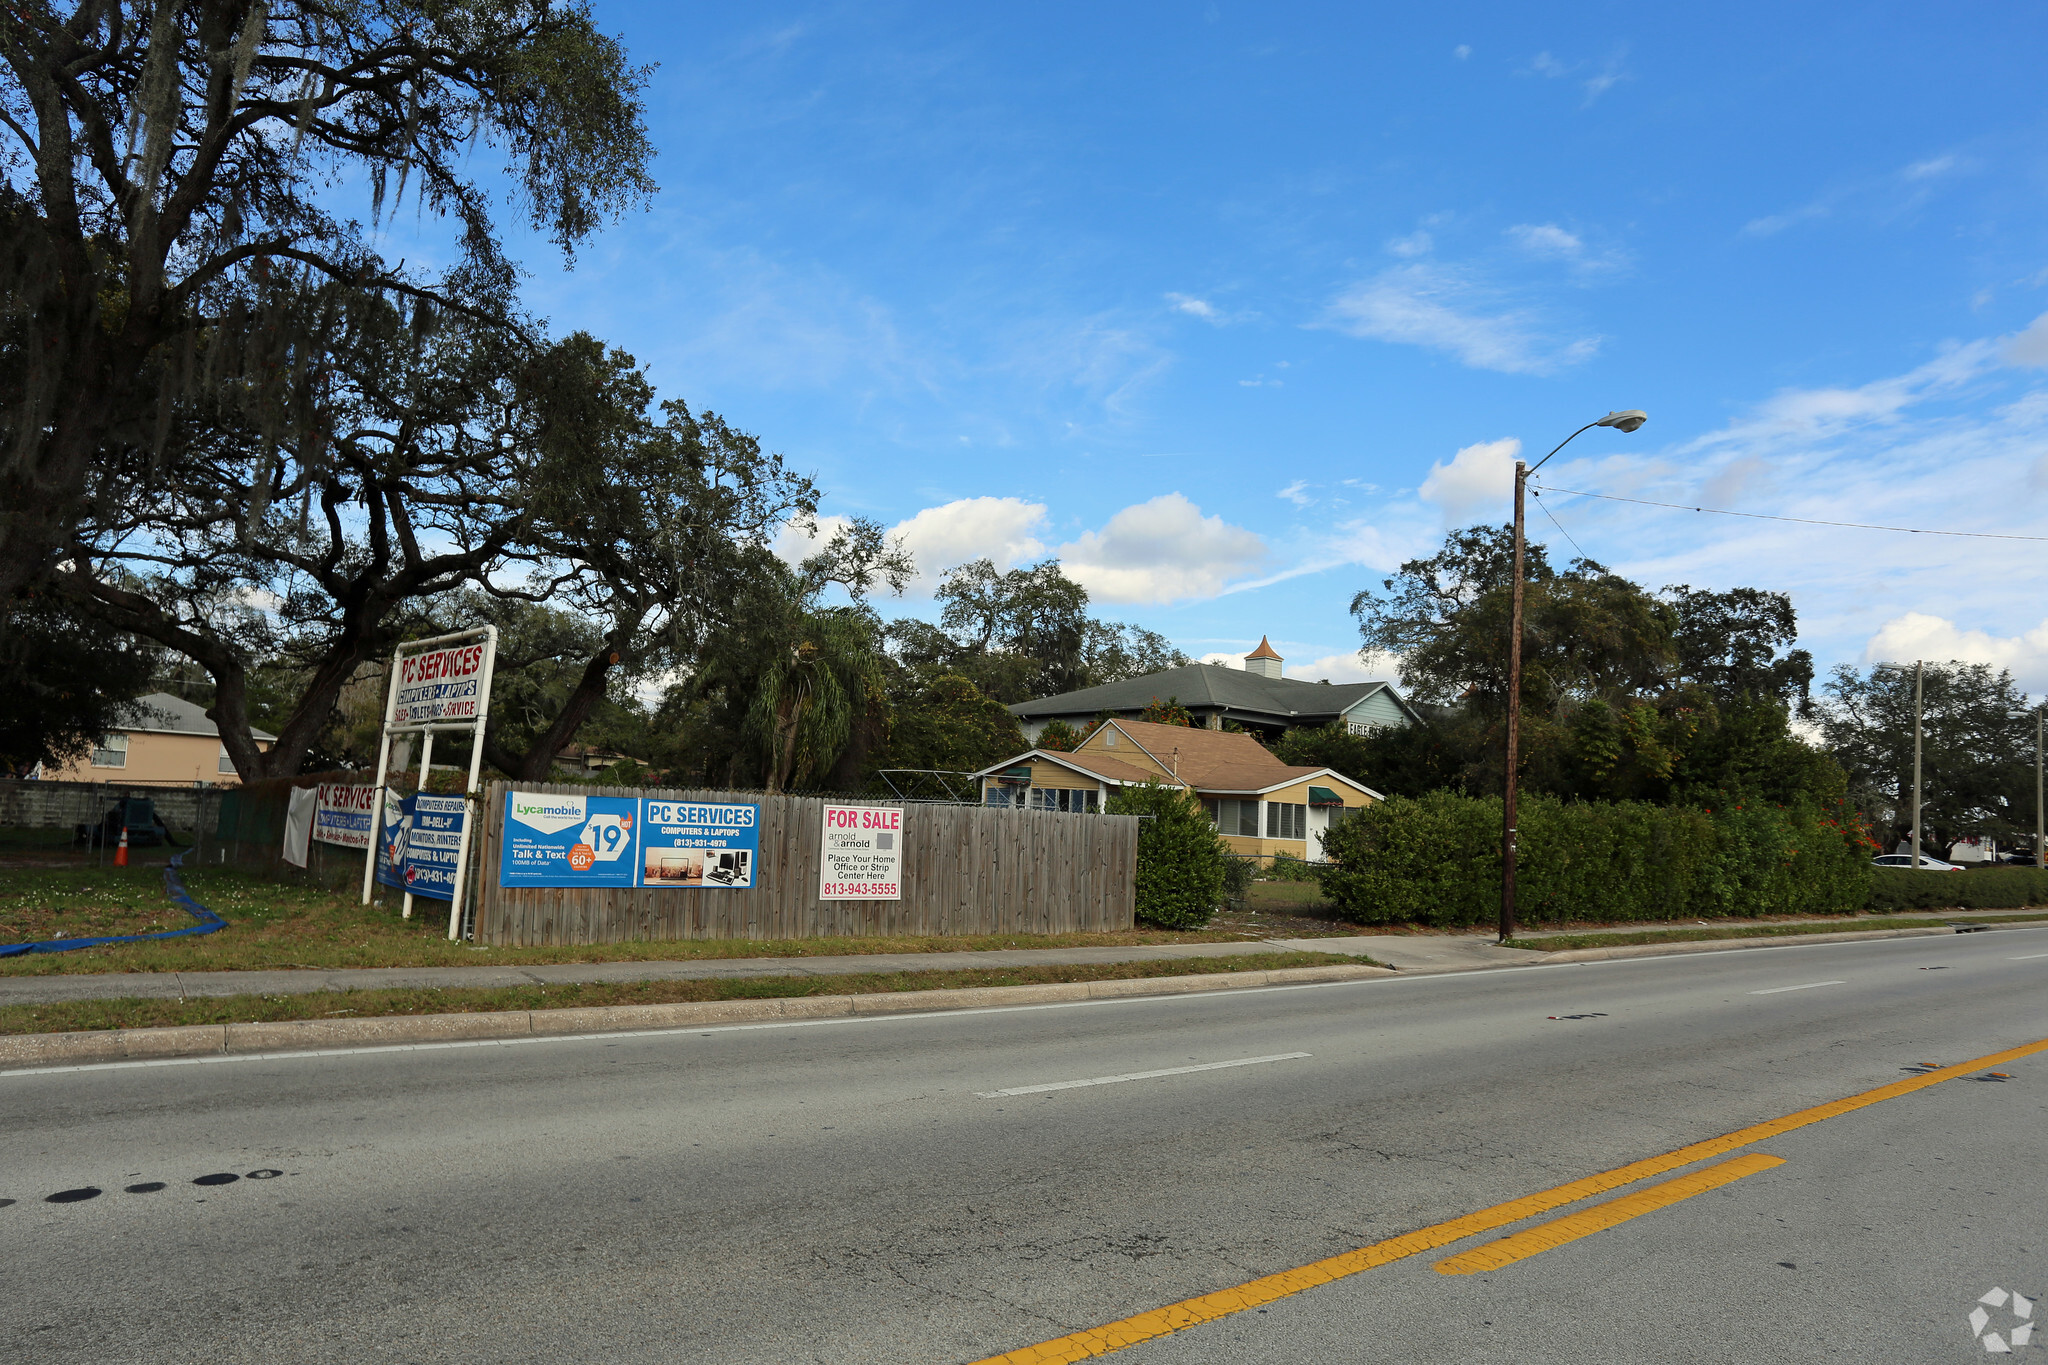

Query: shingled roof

[1097,719,1329,793]
[1006,661,1409,727]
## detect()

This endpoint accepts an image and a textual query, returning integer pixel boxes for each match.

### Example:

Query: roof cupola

[1243,636,1284,680]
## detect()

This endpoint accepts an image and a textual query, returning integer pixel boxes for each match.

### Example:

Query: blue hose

[0,850,227,957]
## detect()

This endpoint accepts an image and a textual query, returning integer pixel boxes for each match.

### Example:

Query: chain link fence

[0,779,227,864]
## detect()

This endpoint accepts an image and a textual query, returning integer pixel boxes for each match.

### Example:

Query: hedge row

[1865,867,2048,913]
[1315,791,1871,928]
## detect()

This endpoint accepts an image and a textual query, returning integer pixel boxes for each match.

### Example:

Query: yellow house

[970,718,1381,862]
[40,692,274,786]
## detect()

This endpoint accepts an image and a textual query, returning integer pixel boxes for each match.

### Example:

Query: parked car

[2001,851,2041,866]
[1871,853,1964,871]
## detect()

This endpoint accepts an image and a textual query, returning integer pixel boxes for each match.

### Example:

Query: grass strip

[0,950,1370,1036]
[1505,913,2048,952]
[0,863,1269,975]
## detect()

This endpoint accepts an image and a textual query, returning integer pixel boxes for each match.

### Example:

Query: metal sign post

[358,626,498,941]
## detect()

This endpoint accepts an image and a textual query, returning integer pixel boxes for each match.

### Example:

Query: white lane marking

[2008,953,2048,961]
[1749,980,1847,995]
[976,1052,1311,1099]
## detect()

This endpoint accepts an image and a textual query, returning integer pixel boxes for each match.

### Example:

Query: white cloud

[1863,613,2048,692]
[1276,480,1313,507]
[2005,312,2048,369]
[1528,51,1567,77]
[1285,651,1399,684]
[1580,55,1629,105]
[1507,223,1584,259]
[1744,151,1971,238]
[1166,292,1219,320]
[1723,342,1993,438]
[1386,230,1433,258]
[1453,44,1471,60]
[1902,154,1960,180]
[889,497,1048,588]
[1199,652,1241,668]
[773,496,1049,595]
[1056,493,1267,604]
[1419,437,1522,522]
[1324,265,1599,374]
[771,514,853,567]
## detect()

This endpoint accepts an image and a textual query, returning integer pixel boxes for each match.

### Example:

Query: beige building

[41,693,274,786]
[970,718,1381,863]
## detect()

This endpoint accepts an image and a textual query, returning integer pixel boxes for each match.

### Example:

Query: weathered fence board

[474,782,1138,946]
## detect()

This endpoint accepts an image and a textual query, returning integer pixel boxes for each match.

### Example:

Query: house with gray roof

[1007,637,1416,743]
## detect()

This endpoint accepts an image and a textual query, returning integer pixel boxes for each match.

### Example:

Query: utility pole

[1910,660,1923,868]
[2036,708,2043,869]
[1503,459,1528,944]
[1499,410,1646,944]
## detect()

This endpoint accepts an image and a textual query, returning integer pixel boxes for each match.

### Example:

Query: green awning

[998,765,1034,783]
[1307,785,1343,807]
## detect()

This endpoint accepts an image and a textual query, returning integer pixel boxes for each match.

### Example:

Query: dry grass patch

[0,950,1369,1035]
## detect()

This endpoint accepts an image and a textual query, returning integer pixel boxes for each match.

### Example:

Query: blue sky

[477,3,2048,691]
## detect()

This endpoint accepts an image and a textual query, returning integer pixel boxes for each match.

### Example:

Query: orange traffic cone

[114,825,129,867]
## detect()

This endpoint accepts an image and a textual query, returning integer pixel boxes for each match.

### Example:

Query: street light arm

[1526,422,1603,477]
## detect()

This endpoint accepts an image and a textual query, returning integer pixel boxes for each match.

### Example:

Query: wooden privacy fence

[473,781,1139,946]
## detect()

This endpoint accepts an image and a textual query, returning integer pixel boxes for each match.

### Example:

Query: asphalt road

[4,928,2045,1364]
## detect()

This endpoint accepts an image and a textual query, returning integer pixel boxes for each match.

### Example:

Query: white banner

[391,642,489,726]
[282,787,317,868]
[819,805,903,900]
[313,782,378,849]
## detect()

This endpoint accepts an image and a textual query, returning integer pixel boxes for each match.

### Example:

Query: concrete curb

[0,962,1397,1071]
[1524,920,2048,964]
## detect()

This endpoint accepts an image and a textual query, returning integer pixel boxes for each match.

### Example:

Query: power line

[1533,483,2048,543]
[1527,488,1588,559]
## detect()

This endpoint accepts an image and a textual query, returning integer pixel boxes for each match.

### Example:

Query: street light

[1500,411,1648,944]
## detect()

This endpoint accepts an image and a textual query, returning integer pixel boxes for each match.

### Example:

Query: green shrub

[1220,856,1256,907]
[1315,791,1871,928]
[1107,781,1226,929]
[1865,867,2048,913]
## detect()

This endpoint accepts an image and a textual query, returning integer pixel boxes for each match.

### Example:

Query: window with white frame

[91,733,129,768]
[218,746,235,774]
[1266,801,1307,840]
[1204,798,1260,837]
[1030,788,1099,813]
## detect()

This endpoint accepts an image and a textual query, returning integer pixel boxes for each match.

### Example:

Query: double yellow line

[974,1034,2048,1364]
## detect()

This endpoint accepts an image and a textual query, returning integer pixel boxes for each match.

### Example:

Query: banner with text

[499,791,641,888]
[391,642,489,727]
[312,782,378,849]
[819,805,903,900]
[640,800,760,888]
[373,790,412,891]
[401,795,466,901]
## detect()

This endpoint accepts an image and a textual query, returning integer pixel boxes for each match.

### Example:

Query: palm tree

[746,607,887,792]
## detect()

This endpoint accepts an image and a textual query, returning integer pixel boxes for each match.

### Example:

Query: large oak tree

[0,0,654,605]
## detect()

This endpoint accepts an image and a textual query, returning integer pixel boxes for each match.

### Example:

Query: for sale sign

[498,791,640,888]
[819,805,903,900]
[391,642,489,726]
